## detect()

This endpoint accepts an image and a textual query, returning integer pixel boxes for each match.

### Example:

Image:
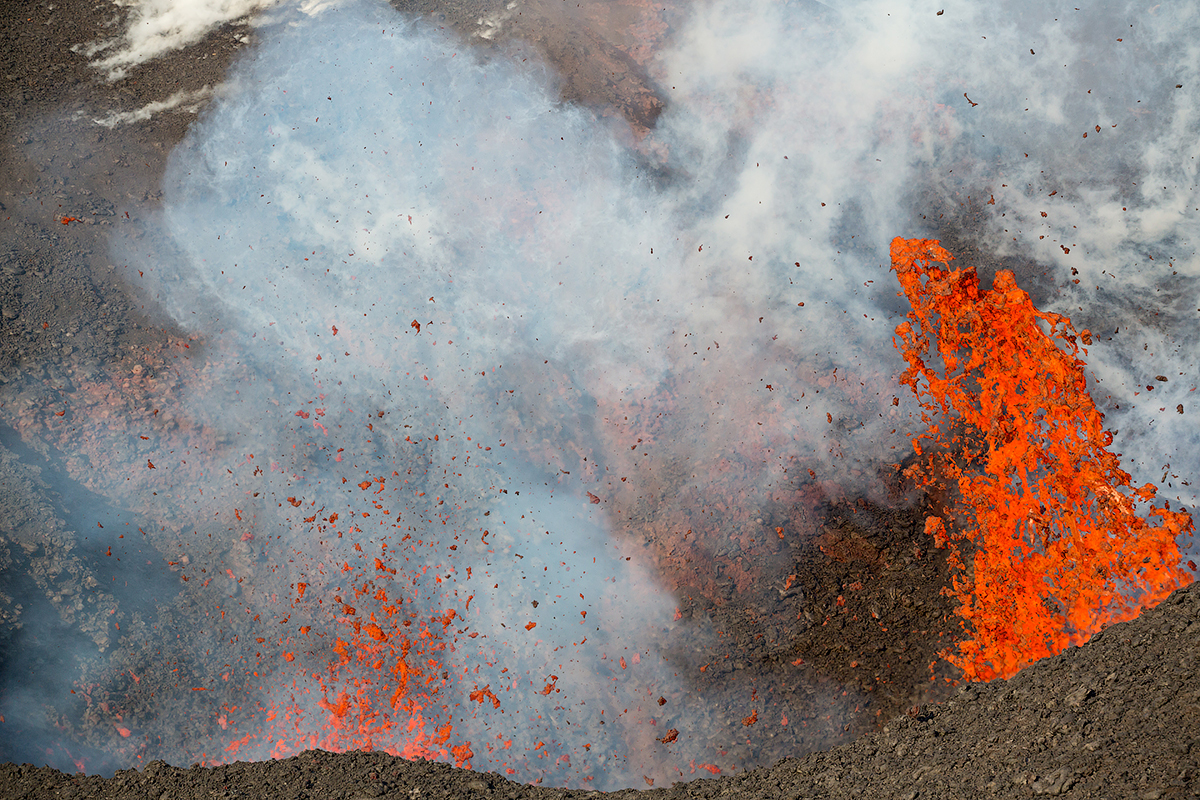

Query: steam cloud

[14,0,1199,787]
[78,0,284,80]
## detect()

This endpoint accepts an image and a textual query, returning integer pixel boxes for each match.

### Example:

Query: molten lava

[222,523,471,769]
[890,236,1194,681]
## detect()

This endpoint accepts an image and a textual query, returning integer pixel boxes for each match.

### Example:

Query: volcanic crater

[0,1,1196,798]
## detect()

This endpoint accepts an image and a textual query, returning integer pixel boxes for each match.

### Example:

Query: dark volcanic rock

[1,580,1196,799]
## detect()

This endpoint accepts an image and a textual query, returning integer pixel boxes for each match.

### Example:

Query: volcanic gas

[1,0,1197,791]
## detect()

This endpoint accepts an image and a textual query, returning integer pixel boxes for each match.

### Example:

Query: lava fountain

[890,236,1194,681]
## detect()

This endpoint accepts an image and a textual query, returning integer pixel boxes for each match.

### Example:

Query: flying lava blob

[890,237,1195,681]
[221,532,470,769]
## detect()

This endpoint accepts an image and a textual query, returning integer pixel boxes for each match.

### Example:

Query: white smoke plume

[38,0,1200,787]
[76,0,285,80]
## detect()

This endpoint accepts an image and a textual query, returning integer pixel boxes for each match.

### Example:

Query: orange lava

[222,534,472,769]
[890,236,1194,681]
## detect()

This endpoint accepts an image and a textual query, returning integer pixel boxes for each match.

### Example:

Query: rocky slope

[2,580,1196,799]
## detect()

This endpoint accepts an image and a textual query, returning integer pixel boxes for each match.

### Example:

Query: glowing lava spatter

[220,509,472,767]
[206,452,483,769]
[890,237,1195,681]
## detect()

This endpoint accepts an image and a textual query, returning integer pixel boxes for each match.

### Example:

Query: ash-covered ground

[1,579,1195,799]
[0,0,1197,798]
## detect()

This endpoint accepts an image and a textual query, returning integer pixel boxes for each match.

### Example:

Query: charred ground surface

[0,580,1195,799]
